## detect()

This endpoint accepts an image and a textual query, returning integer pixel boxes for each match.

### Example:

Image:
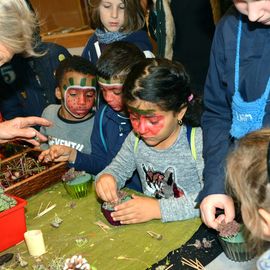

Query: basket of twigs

[0,150,67,199]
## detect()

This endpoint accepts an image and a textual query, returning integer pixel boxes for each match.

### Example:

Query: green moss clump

[0,187,17,212]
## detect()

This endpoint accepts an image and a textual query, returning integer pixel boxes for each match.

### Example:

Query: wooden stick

[181,257,205,270]
[164,264,173,270]
[37,202,43,216]
[34,204,56,219]
[146,230,162,240]
[196,258,204,269]
[94,221,111,233]
[181,257,196,268]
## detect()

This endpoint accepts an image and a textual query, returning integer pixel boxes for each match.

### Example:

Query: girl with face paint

[38,56,97,155]
[95,58,204,224]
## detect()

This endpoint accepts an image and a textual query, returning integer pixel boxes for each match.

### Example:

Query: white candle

[24,230,46,257]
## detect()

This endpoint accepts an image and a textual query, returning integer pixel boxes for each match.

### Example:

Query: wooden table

[0,183,201,269]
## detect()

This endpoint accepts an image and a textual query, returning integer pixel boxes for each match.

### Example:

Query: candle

[24,230,46,257]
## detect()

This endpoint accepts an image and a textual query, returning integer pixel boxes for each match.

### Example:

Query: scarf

[95,28,130,44]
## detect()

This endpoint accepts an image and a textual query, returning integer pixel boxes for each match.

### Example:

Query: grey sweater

[96,125,204,222]
[40,104,95,154]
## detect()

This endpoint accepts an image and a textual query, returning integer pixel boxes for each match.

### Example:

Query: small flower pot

[101,194,132,226]
[218,227,255,262]
[63,173,93,199]
[0,196,27,252]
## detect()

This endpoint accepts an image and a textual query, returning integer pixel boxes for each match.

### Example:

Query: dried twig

[94,220,111,232]
[114,256,150,268]
[181,257,205,270]
[34,201,56,219]
[0,153,46,187]
[146,230,162,240]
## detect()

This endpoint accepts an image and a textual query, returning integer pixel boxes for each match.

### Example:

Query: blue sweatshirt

[73,104,142,192]
[198,7,270,201]
[81,30,153,64]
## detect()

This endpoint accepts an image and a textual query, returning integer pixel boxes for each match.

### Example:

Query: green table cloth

[1,182,201,269]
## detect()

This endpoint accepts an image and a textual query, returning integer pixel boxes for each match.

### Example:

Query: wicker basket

[1,149,67,199]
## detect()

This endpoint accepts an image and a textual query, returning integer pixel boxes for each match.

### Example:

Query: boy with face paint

[39,41,145,192]
[39,55,96,154]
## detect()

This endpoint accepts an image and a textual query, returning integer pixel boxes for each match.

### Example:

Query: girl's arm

[95,131,138,189]
[159,128,204,222]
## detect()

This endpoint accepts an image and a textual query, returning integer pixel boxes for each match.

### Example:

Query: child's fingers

[200,205,219,230]
[224,204,235,224]
[96,176,118,202]
[38,150,51,162]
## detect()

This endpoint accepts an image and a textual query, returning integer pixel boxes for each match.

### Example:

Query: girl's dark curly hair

[123,58,203,127]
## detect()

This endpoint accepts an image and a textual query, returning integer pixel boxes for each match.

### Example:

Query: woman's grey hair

[0,0,41,57]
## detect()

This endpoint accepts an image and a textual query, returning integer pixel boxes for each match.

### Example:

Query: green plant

[0,187,17,212]
[62,168,86,182]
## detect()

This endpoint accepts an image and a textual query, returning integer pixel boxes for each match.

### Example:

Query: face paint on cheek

[64,87,96,118]
[130,113,165,136]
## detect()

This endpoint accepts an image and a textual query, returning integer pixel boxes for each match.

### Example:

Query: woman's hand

[111,195,161,224]
[0,116,52,146]
[38,145,76,163]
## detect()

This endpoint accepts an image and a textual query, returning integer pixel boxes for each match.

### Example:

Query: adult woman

[0,0,71,120]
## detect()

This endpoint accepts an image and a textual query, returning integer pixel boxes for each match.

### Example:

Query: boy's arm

[73,106,112,174]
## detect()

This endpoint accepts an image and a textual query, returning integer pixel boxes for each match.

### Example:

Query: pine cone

[63,255,90,270]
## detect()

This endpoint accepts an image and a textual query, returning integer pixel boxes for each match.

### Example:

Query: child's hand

[38,145,77,163]
[200,194,235,230]
[111,194,161,224]
[95,174,118,202]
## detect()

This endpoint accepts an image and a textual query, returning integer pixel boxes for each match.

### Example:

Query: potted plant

[62,168,93,199]
[101,190,132,226]
[0,187,27,252]
[217,220,255,262]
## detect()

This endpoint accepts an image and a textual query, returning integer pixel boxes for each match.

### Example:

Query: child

[39,55,96,154]
[198,1,270,230]
[38,41,145,192]
[225,128,270,268]
[82,0,153,63]
[95,58,204,224]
